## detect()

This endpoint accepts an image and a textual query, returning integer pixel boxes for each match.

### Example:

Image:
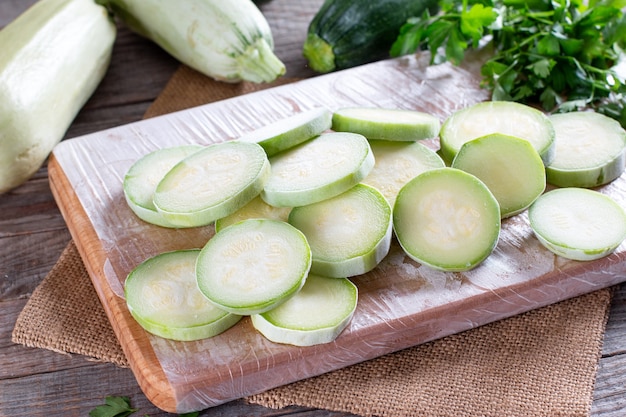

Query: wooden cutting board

[48,54,626,414]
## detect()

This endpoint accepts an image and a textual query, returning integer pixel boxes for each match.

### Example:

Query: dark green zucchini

[303,0,439,73]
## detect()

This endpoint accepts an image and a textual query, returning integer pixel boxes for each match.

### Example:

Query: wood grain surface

[2,1,626,416]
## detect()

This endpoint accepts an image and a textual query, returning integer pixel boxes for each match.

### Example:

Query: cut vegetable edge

[237,107,332,156]
[153,141,270,228]
[196,219,312,315]
[528,188,626,261]
[123,144,205,228]
[439,101,555,166]
[451,133,546,218]
[393,167,501,272]
[261,132,375,207]
[363,139,445,207]
[124,249,241,341]
[332,107,441,141]
[288,183,393,278]
[251,274,358,346]
[546,111,626,188]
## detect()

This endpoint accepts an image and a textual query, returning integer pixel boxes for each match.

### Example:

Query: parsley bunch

[390,0,626,127]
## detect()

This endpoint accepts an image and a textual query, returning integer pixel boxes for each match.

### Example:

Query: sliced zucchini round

[154,141,270,228]
[237,107,332,156]
[124,249,241,341]
[451,133,546,218]
[261,132,374,207]
[332,107,441,141]
[123,144,204,227]
[196,219,311,315]
[528,188,626,261]
[362,139,445,207]
[251,274,358,346]
[288,183,392,278]
[546,111,626,188]
[393,167,501,271]
[214,195,292,233]
[439,101,555,165]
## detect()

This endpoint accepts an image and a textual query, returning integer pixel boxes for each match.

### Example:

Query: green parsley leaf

[390,0,626,127]
[89,396,137,417]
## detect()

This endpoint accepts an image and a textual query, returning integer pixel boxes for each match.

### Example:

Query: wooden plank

[591,353,626,417]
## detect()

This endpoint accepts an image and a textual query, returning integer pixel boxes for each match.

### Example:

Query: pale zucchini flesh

[288,183,393,278]
[528,188,626,261]
[451,133,546,218]
[261,132,375,207]
[251,274,357,346]
[0,0,116,193]
[439,101,556,165]
[124,249,242,341]
[153,141,270,228]
[123,144,204,227]
[214,195,292,233]
[237,107,332,156]
[332,107,441,141]
[97,0,285,83]
[362,140,445,207]
[393,167,501,272]
[196,219,312,315]
[546,111,626,188]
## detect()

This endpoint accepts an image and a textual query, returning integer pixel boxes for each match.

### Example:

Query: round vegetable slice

[214,195,292,233]
[528,188,626,261]
[288,183,392,278]
[393,167,501,271]
[261,132,374,207]
[124,249,241,341]
[362,139,445,207]
[332,107,441,141]
[451,133,546,218]
[546,111,626,188]
[237,107,332,156]
[154,141,270,228]
[439,101,555,165]
[251,274,357,346]
[196,219,312,315]
[123,145,204,227]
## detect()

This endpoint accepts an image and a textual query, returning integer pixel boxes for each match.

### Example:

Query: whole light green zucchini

[0,0,116,194]
[97,0,286,83]
[303,0,439,73]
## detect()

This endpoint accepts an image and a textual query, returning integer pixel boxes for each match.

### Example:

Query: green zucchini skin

[304,0,439,73]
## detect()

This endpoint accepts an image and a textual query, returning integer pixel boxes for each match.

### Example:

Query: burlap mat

[13,65,613,417]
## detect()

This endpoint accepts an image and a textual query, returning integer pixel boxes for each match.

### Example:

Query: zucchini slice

[362,139,445,207]
[214,196,292,233]
[154,141,270,228]
[196,219,312,315]
[528,188,626,261]
[251,274,358,346]
[261,132,374,207]
[451,133,546,218]
[393,167,501,271]
[439,101,555,165]
[124,249,241,341]
[332,107,441,141]
[237,107,332,156]
[123,144,204,227]
[288,183,392,278]
[546,111,626,188]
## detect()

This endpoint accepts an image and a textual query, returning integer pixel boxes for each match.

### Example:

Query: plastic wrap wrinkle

[48,56,626,413]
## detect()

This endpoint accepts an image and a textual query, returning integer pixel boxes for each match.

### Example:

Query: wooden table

[1,1,625,416]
